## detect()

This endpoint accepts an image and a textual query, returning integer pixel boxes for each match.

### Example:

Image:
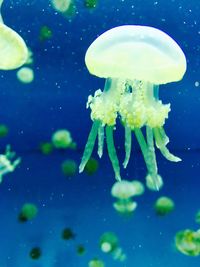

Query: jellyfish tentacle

[79,120,100,173]
[134,128,160,190]
[106,125,121,181]
[97,123,104,158]
[123,125,132,168]
[153,127,181,162]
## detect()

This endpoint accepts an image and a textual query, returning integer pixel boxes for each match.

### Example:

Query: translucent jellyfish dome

[85,25,186,84]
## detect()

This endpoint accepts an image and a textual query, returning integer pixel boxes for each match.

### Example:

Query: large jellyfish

[0,0,28,69]
[79,25,186,188]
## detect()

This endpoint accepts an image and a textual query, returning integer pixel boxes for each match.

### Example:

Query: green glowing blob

[84,157,99,175]
[52,129,73,149]
[19,203,38,221]
[17,67,34,84]
[39,142,53,155]
[51,0,76,18]
[99,232,118,253]
[62,227,76,240]
[0,124,8,137]
[61,159,77,177]
[88,258,105,267]
[0,1,28,70]
[85,0,98,8]
[154,196,175,216]
[39,26,53,41]
[79,25,186,186]
[175,229,200,256]
[76,244,86,255]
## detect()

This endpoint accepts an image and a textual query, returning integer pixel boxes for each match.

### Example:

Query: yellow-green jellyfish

[0,0,28,70]
[154,196,175,216]
[51,129,73,149]
[79,25,186,188]
[175,229,200,256]
[17,66,34,84]
[88,259,105,267]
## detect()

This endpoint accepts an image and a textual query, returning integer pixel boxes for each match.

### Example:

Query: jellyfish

[17,67,34,84]
[0,0,28,70]
[51,129,73,149]
[0,145,21,183]
[0,124,8,137]
[88,258,105,267]
[79,25,186,188]
[175,229,200,256]
[154,196,175,216]
[29,247,42,260]
[18,203,38,222]
[61,159,77,177]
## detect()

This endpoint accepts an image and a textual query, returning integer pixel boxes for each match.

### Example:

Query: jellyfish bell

[85,25,186,84]
[0,0,28,70]
[80,25,187,187]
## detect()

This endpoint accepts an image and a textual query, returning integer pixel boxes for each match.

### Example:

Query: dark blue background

[0,0,200,266]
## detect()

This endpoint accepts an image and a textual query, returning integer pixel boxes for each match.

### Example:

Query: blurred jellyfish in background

[16,66,34,84]
[39,142,54,155]
[76,244,86,255]
[88,258,105,267]
[0,0,28,70]
[61,159,77,177]
[29,246,42,260]
[39,25,53,42]
[85,0,98,9]
[51,0,76,19]
[18,203,38,222]
[79,25,186,189]
[84,157,99,175]
[52,129,76,149]
[175,229,200,256]
[146,173,164,191]
[154,196,175,216]
[111,180,144,216]
[61,227,76,240]
[99,232,126,262]
[0,145,21,183]
[0,124,8,138]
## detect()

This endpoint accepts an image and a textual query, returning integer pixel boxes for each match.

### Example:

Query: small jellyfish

[154,196,175,216]
[88,258,105,267]
[111,180,144,215]
[175,229,200,256]
[17,67,34,84]
[0,124,8,137]
[29,247,42,260]
[39,142,54,155]
[84,157,99,175]
[52,129,73,149]
[0,0,28,70]
[18,203,38,222]
[62,227,76,240]
[79,25,186,188]
[85,0,98,8]
[99,232,118,253]
[61,159,77,177]
[0,145,21,183]
[76,244,86,255]
[51,0,76,18]
[39,26,53,41]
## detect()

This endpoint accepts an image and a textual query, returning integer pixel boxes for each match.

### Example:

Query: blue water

[0,0,200,266]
